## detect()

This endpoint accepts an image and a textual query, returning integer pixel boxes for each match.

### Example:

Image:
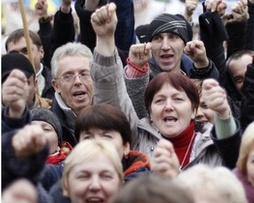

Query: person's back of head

[177,164,248,203]
[112,174,194,203]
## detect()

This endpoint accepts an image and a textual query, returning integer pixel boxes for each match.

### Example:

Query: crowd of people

[1,0,254,202]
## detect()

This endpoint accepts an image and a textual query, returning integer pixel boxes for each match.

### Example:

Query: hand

[151,139,180,178]
[202,79,230,118]
[2,179,37,203]
[184,40,209,68]
[185,0,199,17]
[228,0,249,23]
[12,124,47,159]
[35,0,48,18]
[2,70,29,118]
[204,0,227,16]
[91,3,117,38]
[128,42,152,67]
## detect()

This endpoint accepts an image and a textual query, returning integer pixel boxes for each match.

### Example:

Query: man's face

[52,55,93,115]
[151,32,185,72]
[228,54,252,93]
[6,37,44,73]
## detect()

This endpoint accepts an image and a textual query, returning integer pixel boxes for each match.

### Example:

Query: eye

[77,173,90,180]
[82,134,94,140]
[169,34,179,41]
[43,127,52,132]
[102,134,113,140]
[101,173,113,180]
[63,74,72,80]
[154,98,164,104]
[80,71,91,78]
[200,102,208,109]
[152,35,162,41]
[174,97,184,102]
[20,48,28,54]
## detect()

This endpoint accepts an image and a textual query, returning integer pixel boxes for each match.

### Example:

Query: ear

[63,188,69,197]
[123,142,130,156]
[52,79,60,93]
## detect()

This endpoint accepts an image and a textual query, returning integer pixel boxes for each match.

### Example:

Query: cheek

[69,180,88,197]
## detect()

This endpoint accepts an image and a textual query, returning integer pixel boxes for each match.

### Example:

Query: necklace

[179,132,196,170]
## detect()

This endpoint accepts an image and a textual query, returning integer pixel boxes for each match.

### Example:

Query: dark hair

[75,103,132,145]
[226,49,254,69]
[112,174,194,203]
[144,72,199,115]
[5,29,42,51]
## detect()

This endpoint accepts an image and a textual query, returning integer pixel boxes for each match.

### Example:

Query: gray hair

[51,42,93,78]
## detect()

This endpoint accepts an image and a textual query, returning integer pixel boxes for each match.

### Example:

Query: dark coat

[50,98,77,147]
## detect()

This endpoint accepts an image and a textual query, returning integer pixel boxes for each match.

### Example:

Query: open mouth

[161,54,173,59]
[164,116,177,122]
[73,91,86,98]
[86,197,104,203]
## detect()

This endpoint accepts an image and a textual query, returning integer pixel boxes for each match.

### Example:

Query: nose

[195,106,204,120]
[88,176,101,191]
[164,99,174,111]
[73,74,82,84]
[161,38,171,50]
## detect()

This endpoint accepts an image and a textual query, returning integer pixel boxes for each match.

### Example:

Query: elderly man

[50,42,93,147]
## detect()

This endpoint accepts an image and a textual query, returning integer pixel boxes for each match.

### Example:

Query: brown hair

[144,72,199,115]
[75,103,132,145]
[5,29,42,51]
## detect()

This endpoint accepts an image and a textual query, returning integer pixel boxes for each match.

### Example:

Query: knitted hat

[147,13,190,43]
[30,108,62,145]
[1,53,35,83]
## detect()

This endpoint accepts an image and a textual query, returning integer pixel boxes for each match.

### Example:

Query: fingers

[2,70,28,105]
[92,3,116,25]
[129,42,152,66]
[202,79,230,116]
[2,179,37,203]
[12,125,47,159]
[151,140,180,178]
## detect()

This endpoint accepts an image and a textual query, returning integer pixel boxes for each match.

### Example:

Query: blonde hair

[177,164,248,203]
[62,140,124,192]
[237,121,254,175]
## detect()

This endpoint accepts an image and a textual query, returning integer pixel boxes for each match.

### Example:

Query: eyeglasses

[58,72,91,83]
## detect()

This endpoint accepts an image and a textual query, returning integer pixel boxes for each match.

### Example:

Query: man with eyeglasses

[51,42,93,147]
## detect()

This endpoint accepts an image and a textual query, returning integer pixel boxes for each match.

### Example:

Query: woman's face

[150,83,195,138]
[196,94,215,124]
[247,146,254,187]
[65,153,122,203]
[79,129,130,158]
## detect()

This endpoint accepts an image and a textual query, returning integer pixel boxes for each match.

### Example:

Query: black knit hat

[1,53,35,83]
[30,108,62,145]
[147,13,190,43]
